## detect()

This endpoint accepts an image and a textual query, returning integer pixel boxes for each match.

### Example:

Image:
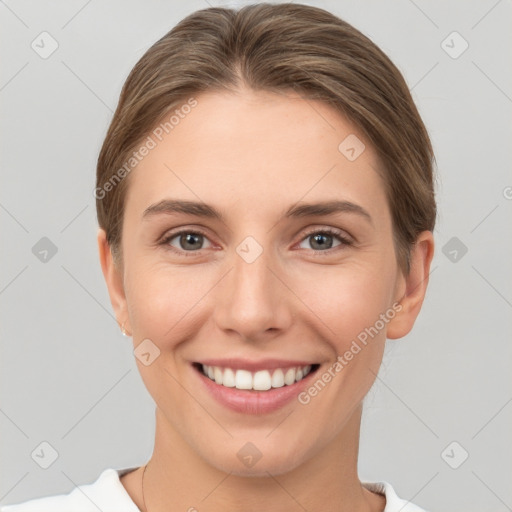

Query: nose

[213,242,293,342]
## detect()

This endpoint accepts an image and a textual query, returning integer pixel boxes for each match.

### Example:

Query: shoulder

[0,468,140,512]
[362,481,429,512]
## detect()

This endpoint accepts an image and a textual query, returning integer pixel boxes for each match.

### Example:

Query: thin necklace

[141,463,149,512]
[141,461,376,512]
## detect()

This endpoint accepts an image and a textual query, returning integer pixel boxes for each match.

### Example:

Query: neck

[136,404,383,512]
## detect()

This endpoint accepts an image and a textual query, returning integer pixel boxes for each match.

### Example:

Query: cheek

[295,267,393,426]
[124,260,213,345]
[122,265,203,406]
[294,261,396,346]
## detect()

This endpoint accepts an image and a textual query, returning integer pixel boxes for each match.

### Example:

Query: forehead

[124,88,389,224]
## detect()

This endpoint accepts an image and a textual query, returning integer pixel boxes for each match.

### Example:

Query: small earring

[121,321,131,337]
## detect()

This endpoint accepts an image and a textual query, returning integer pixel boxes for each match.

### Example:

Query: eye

[158,227,353,256]
[160,229,213,254]
[298,228,353,252]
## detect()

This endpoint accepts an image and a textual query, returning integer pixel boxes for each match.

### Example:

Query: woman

[2,3,435,511]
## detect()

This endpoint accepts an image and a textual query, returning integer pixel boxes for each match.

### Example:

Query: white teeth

[271,369,285,388]
[223,368,236,387]
[253,370,272,391]
[235,369,253,390]
[214,367,223,385]
[201,364,314,391]
[284,368,295,385]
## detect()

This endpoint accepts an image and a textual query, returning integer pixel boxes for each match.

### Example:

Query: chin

[201,441,307,478]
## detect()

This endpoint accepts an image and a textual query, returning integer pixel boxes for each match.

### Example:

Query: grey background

[1,1,511,511]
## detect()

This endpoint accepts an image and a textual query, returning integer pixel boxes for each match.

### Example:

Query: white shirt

[0,467,428,511]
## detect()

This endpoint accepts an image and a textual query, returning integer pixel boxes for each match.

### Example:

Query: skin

[98,86,434,512]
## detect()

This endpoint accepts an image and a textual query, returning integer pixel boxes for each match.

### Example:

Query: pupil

[182,233,202,250]
[312,233,332,250]
[178,233,333,251]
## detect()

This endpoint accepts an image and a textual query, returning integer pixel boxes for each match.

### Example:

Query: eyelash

[158,227,353,257]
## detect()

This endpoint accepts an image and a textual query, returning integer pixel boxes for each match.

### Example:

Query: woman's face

[100,87,429,476]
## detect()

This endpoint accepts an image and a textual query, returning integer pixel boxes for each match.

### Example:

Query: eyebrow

[142,199,373,225]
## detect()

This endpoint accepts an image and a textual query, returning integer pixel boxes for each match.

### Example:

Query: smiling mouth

[192,362,320,391]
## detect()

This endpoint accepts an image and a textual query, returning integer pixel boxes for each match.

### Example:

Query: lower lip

[193,364,318,415]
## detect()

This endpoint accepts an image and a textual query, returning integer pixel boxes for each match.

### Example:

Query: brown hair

[96,2,436,275]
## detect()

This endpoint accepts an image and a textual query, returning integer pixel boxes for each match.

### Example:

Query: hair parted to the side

[96,2,436,275]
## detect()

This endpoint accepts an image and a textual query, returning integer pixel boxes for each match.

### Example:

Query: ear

[97,228,131,335]
[386,230,435,339]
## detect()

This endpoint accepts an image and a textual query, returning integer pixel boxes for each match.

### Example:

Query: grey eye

[167,232,212,251]
[299,232,342,251]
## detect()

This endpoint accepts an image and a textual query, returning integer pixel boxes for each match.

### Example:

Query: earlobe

[97,228,130,333]
[386,231,435,340]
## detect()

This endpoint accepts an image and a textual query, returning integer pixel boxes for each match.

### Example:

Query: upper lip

[195,358,318,372]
